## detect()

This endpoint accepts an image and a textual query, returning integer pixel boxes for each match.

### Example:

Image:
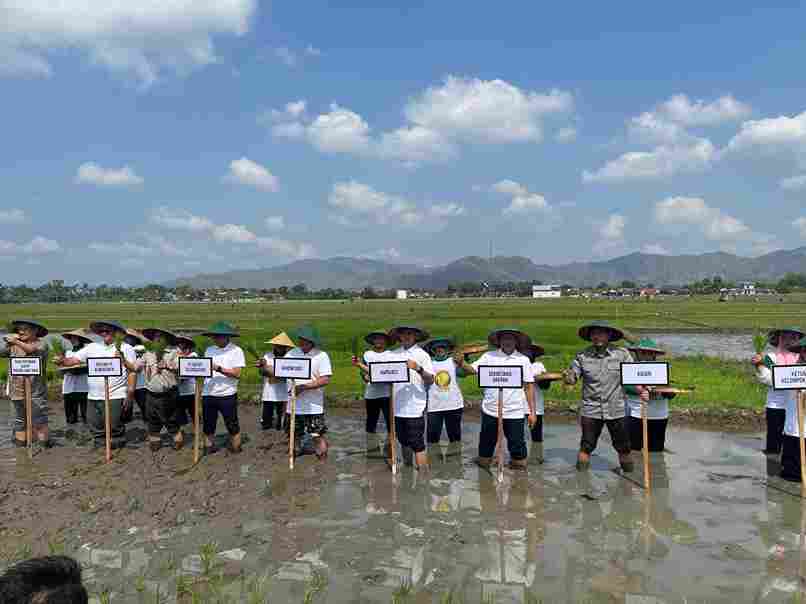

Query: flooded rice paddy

[641,331,755,361]
[2,403,806,603]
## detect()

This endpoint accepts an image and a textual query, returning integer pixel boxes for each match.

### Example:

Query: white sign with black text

[9,357,42,376]
[87,357,123,378]
[273,357,312,380]
[772,364,806,391]
[478,365,524,389]
[179,357,213,379]
[369,361,410,384]
[620,362,670,386]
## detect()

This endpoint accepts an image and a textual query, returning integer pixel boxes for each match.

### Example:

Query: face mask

[433,352,449,362]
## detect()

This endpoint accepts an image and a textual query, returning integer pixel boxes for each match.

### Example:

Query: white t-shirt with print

[472,349,534,420]
[71,343,129,401]
[363,349,392,399]
[262,351,288,402]
[178,351,198,397]
[285,347,333,415]
[756,351,801,410]
[428,358,464,412]
[531,361,546,416]
[390,345,434,418]
[203,343,246,397]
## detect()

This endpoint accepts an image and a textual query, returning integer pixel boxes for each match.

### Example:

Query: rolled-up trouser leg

[605,418,631,455]
[579,416,604,454]
[87,397,125,447]
[13,398,49,432]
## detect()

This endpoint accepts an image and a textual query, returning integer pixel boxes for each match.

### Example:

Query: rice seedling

[753,331,768,355]
[302,570,327,604]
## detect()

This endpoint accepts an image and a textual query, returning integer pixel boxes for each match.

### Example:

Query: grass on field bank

[3,296,800,410]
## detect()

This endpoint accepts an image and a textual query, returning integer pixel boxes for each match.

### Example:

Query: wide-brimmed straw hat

[364,330,392,345]
[769,327,805,347]
[487,328,531,352]
[9,319,48,337]
[578,321,625,342]
[788,336,806,353]
[202,322,240,338]
[124,328,148,344]
[626,337,666,355]
[90,320,126,335]
[142,327,178,344]
[61,329,93,344]
[174,333,196,348]
[525,343,545,361]
[424,336,455,354]
[388,325,429,343]
[265,331,295,349]
[293,324,323,347]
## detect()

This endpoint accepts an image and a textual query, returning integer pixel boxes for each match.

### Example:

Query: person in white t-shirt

[256,332,294,431]
[121,329,149,423]
[351,330,393,434]
[780,336,806,483]
[201,322,246,454]
[55,320,130,449]
[526,343,550,444]
[456,328,536,470]
[282,325,333,459]
[60,329,92,425]
[424,337,466,445]
[388,325,434,470]
[624,339,676,453]
[174,334,199,432]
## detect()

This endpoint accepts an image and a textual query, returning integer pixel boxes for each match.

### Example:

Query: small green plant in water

[199,541,220,578]
[391,579,413,604]
[303,570,327,604]
[47,535,65,556]
[97,588,112,604]
[245,574,271,604]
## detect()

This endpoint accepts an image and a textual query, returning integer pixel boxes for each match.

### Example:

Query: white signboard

[478,365,524,389]
[273,357,312,380]
[620,362,670,386]
[772,364,806,391]
[179,357,213,378]
[369,361,410,384]
[87,357,123,378]
[9,357,42,376]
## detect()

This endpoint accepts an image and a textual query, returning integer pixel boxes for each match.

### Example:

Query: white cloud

[0,0,256,85]
[212,224,257,244]
[377,126,456,163]
[0,236,61,256]
[486,179,550,215]
[223,157,279,192]
[628,111,690,145]
[593,214,627,256]
[151,208,214,232]
[654,196,750,241]
[257,237,315,258]
[725,110,806,156]
[641,243,669,255]
[795,217,806,239]
[657,94,751,126]
[265,216,285,230]
[491,179,528,196]
[89,241,154,257]
[0,209,27,224]
[75,162,143,186]
[429,202,465,218]
[276,104,372,154]
[555,127,577,143]
[781,174,806,190]
[583,140,716,183]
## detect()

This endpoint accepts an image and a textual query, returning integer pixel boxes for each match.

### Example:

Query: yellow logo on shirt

[435,370,452,391]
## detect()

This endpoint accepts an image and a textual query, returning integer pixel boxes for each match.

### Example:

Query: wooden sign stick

[798,390,806,498]
[24,376,33,457]
[642,396,651,492]
[389,387,398,475]
[104,376,112,463]
[193,377,202,464]
[497,388,504,483]
[288,379,297,470]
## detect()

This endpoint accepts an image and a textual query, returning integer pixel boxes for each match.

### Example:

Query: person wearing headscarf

[141,328,182,452]
[352,330,393,434]
[174,334,198,431]
[256,332,294,431]
[780,336,806,482]
[424,337,466,445]
[752,327,804,456]
[201,322,246,454]
[60,330,92,425]
[1,319,51,446]
[624,338,674,452]
[55,320,129,449]
[564,321,635,472]
[457,328,536,470]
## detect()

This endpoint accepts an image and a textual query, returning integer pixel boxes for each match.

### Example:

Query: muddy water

[641,331,755,360]
[2,405,806,603]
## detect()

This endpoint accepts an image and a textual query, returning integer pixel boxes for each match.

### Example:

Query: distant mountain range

[166,247,806,290]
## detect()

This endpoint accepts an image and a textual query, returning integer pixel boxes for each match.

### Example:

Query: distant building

[532,284,561,299]
[740,282,756,296]
[396,289,408,300]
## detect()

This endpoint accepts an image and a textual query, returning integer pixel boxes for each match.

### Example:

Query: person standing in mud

[201,322,246,454]
[56,321,130,450]
[256,332,294,431]
[283,325,332,459]
[174,334,198,432]
[424,336,466,446]
[352,330,393,434]
[526,343,549,444]
[141,328,182,452]
[457,328,536,470]
[1,319,51,447]
[120,329,148,423]
[751,327,804,456]
[624,338,675,452]
[563,321,635,472]
[61,329,92,425]
[780,336,806,482]
[388,325,434,470]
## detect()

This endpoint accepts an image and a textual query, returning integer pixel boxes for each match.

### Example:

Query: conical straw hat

[265,331,295,348]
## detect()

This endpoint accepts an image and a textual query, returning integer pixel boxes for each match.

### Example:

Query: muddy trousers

[63,392,88,424]
[579,416,630,455]
[781,434,802,482]
[765,407,786,454]
[427,408,462,443]
[175,394,196,427]
[121,388,147,424]
[87,398,126,448]
[529,415,544,442]
[365,397,391,433]
[261,400,285,430]
[628,416,668,452]
[478,413,527,461]
[203,395,240,437]
[147,390,179,437]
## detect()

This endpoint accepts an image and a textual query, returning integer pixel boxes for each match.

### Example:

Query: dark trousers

[766,407,786,454]
[366,397,391,433]
[628,416,668,452]
[147,390,179,436]
[175,394,196,427]
[529,415,544,443]
[122,388,148,424]
[580,416,630,455]
[262,400,285,430]
[478,412,527,461]
[203,395,240,436]
[64,392,88,424]
[87,398,126,447]
[427,408,463,443]
[781,434,802,482]
[395,416,426,453]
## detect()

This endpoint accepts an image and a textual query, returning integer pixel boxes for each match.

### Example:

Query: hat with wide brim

[787,336,806,352]
[388,325,430,343]
[265,331,295,349]
[142,327,178,344]
[769,327,805,347]
[124,328,148,344]
[61,329,93,344]
[578,321,625,342]
[9,319,49,338]
[174,333,196,347]
[487,328,531,352]
[526,343,545,360]
[424,337,455,353]
[293,324,323,347]
[626,338,666,355]
[202,322,240,337]
[364,330,392,345]
[90,320,126,335]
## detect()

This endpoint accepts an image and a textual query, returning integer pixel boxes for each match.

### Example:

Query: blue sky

[2,1,806,285]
